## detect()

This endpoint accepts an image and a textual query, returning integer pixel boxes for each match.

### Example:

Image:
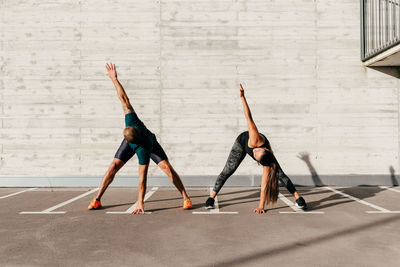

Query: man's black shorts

[114,138,168,164]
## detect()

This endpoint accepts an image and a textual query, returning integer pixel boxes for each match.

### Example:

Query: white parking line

[0,188,37,199]
[192,187,238,215]
[364,213,400,215]
[20,188,98,214]
[279,193,303,212]
[322,186,400,214]
[379,186,400,193]
[106,187,158,214]
[278,193,324,214]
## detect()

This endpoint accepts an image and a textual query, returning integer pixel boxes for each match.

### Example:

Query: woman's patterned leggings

[213,138,297,194]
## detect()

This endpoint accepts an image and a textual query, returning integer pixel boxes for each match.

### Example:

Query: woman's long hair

[259,149,279,205]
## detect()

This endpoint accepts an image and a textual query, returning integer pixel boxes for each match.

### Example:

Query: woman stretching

[205,84,307,214]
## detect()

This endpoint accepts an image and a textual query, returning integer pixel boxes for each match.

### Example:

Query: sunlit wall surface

[0,0,398,182]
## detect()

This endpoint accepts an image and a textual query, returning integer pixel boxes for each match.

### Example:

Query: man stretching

[88,63,192,214]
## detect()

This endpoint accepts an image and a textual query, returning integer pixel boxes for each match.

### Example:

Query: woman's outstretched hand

[253,207,265,214]
[239,83,245,98]
[106,62,117,81]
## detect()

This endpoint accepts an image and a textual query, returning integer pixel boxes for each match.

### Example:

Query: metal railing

[361,0,400,61]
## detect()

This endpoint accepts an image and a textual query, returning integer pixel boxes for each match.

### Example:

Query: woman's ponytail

[260,150,280,205]
[266,161,279,205]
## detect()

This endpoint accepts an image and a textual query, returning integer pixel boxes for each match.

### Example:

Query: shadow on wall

[389,165,399,186]
[297,152,324,186]
[296,152,399,186]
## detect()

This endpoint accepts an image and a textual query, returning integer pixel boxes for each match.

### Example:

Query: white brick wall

[0,0,398,182]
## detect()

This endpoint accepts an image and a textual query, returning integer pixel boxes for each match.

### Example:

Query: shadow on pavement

[101,202,134,209]
[204,214,400,267]
[146,194,209,203]
[218,192,259,208]
[304,186,387,211]
[296,152,388,210]
[146,189,259,205]
[146,203,204,213]
[217,188,260,196]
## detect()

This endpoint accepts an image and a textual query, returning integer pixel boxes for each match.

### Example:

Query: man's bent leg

[150,138,192,209]
[157,160,190,200]
[88,158,125,210]
[95,158,125,200]
[95,139,135,200]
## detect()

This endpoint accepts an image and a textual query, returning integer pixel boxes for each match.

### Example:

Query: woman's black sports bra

[237,131,271,161]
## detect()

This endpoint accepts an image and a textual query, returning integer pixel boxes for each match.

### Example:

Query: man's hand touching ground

[132,201,145,214]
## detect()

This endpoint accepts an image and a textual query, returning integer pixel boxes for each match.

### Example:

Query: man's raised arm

[106,63,134,114]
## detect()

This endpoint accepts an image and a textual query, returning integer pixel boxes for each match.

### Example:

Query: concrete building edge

[363,43,400,66]
[0,175,398,187]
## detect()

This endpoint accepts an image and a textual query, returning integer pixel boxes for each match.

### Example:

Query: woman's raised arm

[240,83,263,147]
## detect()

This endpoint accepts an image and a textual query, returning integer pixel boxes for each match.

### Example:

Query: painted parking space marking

[106,187,158,214]
[11,186,400,215]
[192,187,238,215]
[379,186,400,193]
[0,188,37,199]
[322,186,400,214]
[20,188,99,214]
[278,193,324,214]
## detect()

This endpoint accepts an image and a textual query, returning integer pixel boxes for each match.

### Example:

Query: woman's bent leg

[212,139,246,195]
[278,167,307,209]
[278,167,297,195]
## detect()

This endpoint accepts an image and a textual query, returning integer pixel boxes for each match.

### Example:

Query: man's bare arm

[106,63,134,114]
[132,164,149,214]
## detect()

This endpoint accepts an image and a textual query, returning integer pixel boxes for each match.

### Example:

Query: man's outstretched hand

[239,83,245,98]
[106,62,117,81]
